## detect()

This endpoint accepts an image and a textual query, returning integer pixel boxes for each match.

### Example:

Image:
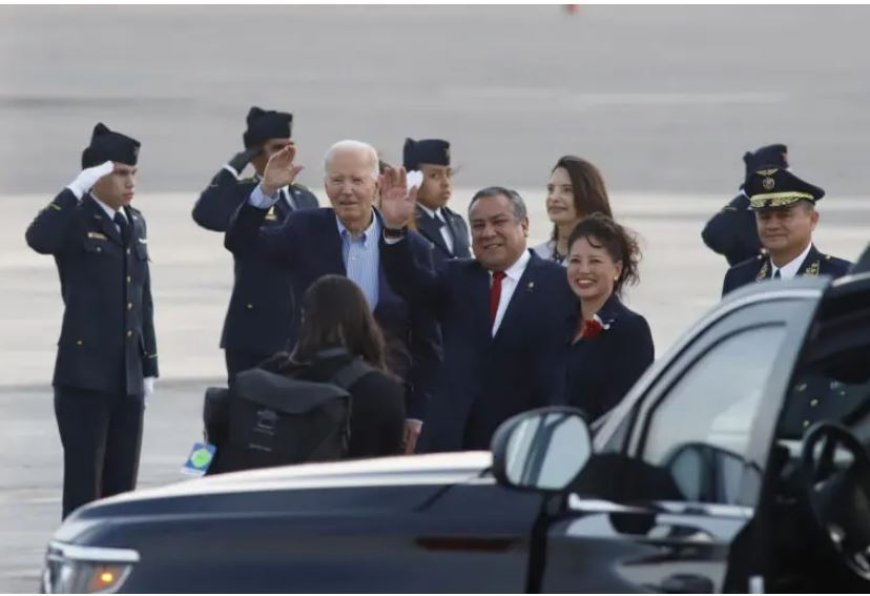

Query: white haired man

[226,140,441,453]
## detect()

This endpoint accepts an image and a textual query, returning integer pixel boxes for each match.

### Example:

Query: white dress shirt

[491,249,532,337]
[90,193,127,231]
[418,204,455,253]
[770,242,813,280]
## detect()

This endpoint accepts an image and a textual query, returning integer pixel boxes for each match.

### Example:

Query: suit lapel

[322,211,347,275]
[445,209,471,258]
[493,251,539,341]
[798,245,822,277]
[415,206,451,256]
[84,195,124,246]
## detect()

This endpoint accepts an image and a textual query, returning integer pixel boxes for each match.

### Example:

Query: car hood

[58,451,494,537]
[127,451,492,499]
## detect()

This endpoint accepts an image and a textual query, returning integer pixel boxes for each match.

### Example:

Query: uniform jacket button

[76,340,83,346]
[246,304,254,310]
[127,330,133,338]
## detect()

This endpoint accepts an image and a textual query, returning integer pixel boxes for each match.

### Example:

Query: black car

[43,252,870,593]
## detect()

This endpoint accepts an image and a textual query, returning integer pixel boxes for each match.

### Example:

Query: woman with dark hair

[534,155,614,265]
[563,213,653,421]
[261,275,406,458]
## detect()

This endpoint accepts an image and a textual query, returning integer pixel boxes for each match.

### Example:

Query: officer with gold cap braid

[26,123,157,519]
[702,143,789,266]
[721,167,851,296]
[192,107,319,381]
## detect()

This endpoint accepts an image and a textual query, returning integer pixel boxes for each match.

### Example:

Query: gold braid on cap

[749,191,815,210]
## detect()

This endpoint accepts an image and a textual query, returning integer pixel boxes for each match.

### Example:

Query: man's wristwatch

[383,226,408,240]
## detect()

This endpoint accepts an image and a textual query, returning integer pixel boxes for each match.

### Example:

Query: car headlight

[42,542,138,593]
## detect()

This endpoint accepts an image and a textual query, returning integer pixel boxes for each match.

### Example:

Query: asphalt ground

[1,4,869,592]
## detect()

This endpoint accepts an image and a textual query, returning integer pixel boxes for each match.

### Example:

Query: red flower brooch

[579,314,610,340]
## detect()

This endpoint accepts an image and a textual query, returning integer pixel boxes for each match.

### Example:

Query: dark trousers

[54,386,144,519]
[225,349,273,384]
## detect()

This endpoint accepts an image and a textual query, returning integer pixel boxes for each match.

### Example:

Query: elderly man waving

[225,140,440,453]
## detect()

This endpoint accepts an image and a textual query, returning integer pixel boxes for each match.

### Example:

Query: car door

[540,279,828,593]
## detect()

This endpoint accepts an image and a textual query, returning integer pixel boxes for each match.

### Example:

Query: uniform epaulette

[238,177,257,185]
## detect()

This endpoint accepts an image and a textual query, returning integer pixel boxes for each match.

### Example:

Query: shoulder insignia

[50,203,62,211]
[804,260,820,276]
[824,254,832,260]
[238,177,257,185]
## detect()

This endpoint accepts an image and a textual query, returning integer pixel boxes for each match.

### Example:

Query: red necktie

[490,271,507,324]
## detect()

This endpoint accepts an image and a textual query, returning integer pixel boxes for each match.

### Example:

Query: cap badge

[762,176,775,191]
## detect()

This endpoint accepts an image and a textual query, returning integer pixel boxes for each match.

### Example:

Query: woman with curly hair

[534,155,613,265]
[563,213,654,421]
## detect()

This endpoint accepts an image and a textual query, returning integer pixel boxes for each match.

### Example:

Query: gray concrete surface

[2,6,870,195]
[0,5,869,593]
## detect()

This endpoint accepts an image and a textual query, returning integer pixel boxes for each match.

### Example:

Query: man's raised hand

[378,165,418,230]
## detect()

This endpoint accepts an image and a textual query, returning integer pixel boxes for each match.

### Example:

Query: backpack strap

[329,358,375,391]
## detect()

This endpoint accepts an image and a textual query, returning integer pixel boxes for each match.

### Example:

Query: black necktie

[114,212,129,245]
[773,269,781,279]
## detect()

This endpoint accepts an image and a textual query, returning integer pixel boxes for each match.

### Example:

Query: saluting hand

[261,145,303,196]
[66,161,114,200]
[378,165,418,230]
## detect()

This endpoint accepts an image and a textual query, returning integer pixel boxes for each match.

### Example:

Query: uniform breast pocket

[83,238,109,255]
[135,241,149,261]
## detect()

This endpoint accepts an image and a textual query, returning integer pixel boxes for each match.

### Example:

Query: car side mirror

[491,407,592,492]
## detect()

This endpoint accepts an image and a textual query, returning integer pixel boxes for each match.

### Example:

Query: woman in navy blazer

[564,214,654,422]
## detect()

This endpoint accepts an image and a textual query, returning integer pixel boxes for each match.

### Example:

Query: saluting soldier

[25,123,158,519]
[192,107,318,381]
[721,166,851,296]
[404,138,470,270]
[702,144,789,266]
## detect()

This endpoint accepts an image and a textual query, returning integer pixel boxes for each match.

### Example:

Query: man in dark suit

[403,138,470,269]
[192,107,319,381]
[226,140,441,454]
[722,166,851,296]
[378,174,578,452]
[702,144,788,266]
[25,123,158,519]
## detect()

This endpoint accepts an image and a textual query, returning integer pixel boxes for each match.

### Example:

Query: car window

[641,324,787,504]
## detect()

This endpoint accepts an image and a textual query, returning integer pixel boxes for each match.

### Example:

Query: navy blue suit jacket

[26,190,158,395]
[564,294,654,422]
[226,203,441,419]
[414,205,471,270]
[193,169,318,354]
[381,242,578,452]
[722,244,852,297]
[701,191,762,267]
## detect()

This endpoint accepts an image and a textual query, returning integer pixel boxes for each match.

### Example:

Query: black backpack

[205,358,373,475]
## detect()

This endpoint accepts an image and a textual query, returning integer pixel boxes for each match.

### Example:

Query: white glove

[406,170,423,191]
[66,161,114,199]
[143,377,156,408]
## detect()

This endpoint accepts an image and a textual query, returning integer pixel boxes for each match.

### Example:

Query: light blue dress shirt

[336,213,381,310]
[249,184,380,309]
